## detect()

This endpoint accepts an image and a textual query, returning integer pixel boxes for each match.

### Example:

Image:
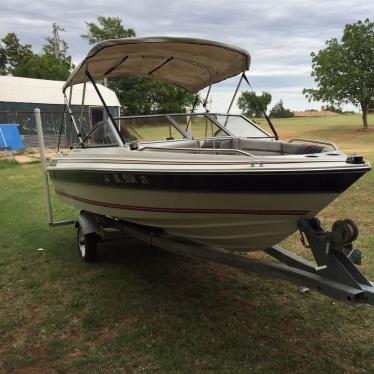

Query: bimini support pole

[226,73,244,114]
[85,70,125,146]
[79,77,87,130]
[34,108,74,227]
[223,73,245,127]
[241,73,279,140]
[203,79,213,112]
[63,85,84,146]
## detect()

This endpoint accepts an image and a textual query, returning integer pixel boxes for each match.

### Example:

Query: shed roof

[0,76,120,107]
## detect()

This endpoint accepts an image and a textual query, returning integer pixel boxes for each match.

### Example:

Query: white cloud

[0,0,372,112]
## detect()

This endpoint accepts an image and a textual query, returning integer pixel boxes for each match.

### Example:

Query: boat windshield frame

[59,48,276,150]
[61,71,275,151]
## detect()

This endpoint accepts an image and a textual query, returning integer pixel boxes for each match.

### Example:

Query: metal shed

[0,76,121,147]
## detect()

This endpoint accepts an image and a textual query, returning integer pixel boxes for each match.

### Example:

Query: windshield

[81,119,118,147]
[214,115,271,138]
[78,113,272,148]
[170,114,230,139]
[115,115,185,142]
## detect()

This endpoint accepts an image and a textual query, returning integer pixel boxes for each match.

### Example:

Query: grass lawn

[0,114,374,373]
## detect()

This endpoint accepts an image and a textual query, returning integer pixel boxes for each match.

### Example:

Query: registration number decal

[104,173,149,185]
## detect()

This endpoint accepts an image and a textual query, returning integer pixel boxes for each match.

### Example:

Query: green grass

[0,158,21,169]
[1,114,374,373]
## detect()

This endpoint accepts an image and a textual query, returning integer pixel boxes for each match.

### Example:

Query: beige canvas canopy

[63,37,250,93]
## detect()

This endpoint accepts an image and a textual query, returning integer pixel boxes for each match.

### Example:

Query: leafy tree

[237,91,272,117]
[1,33,33,73]
[0,46,6,75]
[325,104,343,113]
[0,28,72,80]
[303,19,374,129]
[12,53,71,80]
[81,16,195,115]
[43,36,73,69]
[111,78,197,115]
[81,16,135,44]
[269,100,294,118]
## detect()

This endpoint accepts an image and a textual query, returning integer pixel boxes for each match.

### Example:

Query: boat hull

[49,147,370,252]
[51,173,342,251]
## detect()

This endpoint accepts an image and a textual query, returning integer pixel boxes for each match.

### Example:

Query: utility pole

[52,23,64,59]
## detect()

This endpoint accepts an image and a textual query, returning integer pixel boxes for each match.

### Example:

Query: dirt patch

[0,148,69,163]
[337,128,374,136]
[14,155,36,163]
[13,359,54,374]
[60,349,83,366]
[0,150,12,159]
[96,317,138,345]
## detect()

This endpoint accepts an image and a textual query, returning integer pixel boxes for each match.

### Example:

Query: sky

[1,0,374,113]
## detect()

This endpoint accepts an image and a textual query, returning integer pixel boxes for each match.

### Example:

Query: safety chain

[299,229,311,249]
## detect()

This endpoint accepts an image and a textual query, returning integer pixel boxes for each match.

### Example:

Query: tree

[325,104,343,113]
[0,29,72,80]
[269,100,294,118]
[81,16,135,44]
[12,53,71,80]
[111,78,197,115]
[43,36,73,68]
[303,19,374,129]
[1,33,33,73]
[237,91,272,117]
[81,16,195,115]
[40,25,74,78]
[0,46,6,75]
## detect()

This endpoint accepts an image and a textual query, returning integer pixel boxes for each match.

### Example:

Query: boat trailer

[73,211,374,307]
[34,108,374,307]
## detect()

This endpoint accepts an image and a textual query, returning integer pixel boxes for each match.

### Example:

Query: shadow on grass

[46,236,373,373]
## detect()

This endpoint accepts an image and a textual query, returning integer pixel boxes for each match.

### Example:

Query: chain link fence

[0,109,89,149]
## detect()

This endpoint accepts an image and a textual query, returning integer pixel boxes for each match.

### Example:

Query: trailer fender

[75,212,103,239]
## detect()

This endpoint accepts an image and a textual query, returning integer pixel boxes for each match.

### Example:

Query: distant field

[257,113,374,155]
[0,114,374,373]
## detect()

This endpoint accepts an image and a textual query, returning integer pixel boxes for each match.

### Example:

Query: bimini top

[63,37,251,93]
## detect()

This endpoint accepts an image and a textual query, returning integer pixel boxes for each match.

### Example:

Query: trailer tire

[77,225,98,262]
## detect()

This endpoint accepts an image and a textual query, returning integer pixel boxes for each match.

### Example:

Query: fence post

[35,108,53,225]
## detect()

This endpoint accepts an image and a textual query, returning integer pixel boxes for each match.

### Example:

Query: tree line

[1,17,373,127]
[237,91,294,118]
[0,17,195,115]
[0,32,73,80]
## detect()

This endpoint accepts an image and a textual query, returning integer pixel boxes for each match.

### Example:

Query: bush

[325,105,343,113]
[269,100,294,118]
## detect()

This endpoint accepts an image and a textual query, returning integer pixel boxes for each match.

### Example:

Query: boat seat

[201,138,240,149]
[202,138,281,155]
[236,138,330,155]
[281,142,330,154]
[237,138,282,155]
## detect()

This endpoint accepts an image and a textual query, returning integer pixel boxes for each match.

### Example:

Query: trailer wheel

[76,225,98,262]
